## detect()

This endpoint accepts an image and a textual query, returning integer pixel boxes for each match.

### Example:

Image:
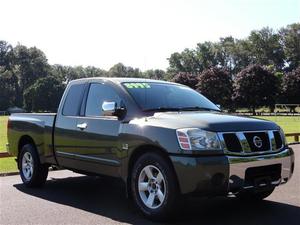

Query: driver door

[74,82,123,177]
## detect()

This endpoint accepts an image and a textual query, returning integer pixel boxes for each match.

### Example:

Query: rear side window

[62,83,85,116]
[85,83,120,117]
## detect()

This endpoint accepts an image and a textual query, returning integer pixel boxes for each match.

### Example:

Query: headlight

[176,128,221,150]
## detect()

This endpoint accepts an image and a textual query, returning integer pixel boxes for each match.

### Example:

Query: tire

[131,152,179,221]
[19,144,48,187]
[236,187,275,201]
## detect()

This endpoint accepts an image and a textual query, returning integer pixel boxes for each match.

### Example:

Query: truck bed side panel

[7,113,57,164]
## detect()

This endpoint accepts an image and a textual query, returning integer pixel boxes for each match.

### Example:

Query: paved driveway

[1,145,299,225]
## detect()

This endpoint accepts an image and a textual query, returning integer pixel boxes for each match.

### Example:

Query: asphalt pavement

[1,145,299,225]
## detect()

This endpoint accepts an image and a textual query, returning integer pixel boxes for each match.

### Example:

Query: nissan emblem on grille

[253,136,263,148]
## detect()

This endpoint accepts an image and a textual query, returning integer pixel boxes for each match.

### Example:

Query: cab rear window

[62,83,85,116]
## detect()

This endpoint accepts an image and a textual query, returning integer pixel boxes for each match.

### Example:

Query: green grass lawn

[0,157,17,173]
[0,116,17,173]
[0,116,8,152]
[254,116,300,142]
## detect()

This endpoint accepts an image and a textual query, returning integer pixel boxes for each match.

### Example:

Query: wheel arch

[126,144,180,198]
[17,135,37,168]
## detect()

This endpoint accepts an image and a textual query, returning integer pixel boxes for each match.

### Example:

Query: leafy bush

[197,67,232,108]
[282,66,300,104]
[172,72,199,89]
[233,64,279,113]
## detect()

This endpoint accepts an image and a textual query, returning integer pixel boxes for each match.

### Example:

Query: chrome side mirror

[102,101,116,116]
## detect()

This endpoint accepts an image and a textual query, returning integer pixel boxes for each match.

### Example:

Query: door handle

[77,122,87,130]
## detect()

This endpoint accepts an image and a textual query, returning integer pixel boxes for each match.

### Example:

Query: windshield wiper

[179,106,221,112]
[143,107,183,112]
[143,106,221,112]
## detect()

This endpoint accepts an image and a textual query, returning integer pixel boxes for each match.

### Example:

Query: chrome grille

[244,132,270,152]
[274,131,283,149]
[218,130,284,155]
[223,133,242,153]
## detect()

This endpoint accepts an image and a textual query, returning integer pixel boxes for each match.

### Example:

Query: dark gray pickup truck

[7,77,294,220]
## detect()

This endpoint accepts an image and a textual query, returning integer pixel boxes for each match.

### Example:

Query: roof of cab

[68,77,177,85]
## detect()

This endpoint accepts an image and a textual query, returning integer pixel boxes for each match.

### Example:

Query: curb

[0,152,11,158]
[0,171,19,177]
[0,167,61,177]
[288,142,300,145]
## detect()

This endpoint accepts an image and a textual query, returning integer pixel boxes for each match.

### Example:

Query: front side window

[122,82,220,111]
[85,83,121,117]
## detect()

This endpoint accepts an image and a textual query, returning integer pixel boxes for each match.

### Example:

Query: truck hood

[130,111,279,132]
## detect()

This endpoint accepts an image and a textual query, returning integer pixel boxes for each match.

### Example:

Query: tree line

[0,44,166,112]
[0,23,299,113]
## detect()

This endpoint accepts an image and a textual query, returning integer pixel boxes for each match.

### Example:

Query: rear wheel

[131,152,179,221]
[19,144,48,187]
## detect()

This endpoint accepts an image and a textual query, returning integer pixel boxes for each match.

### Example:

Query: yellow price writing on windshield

[124,83,151,89]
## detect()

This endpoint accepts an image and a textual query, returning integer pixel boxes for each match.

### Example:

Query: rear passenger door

[74,82,123,177]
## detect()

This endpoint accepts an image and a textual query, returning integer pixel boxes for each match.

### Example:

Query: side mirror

[216,104,221,109]
[102,101,126,118]
[102,101,116,116]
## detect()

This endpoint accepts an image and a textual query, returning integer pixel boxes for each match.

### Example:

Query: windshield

[122,82,220,112]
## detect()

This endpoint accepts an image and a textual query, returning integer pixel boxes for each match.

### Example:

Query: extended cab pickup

[7,78,295,220]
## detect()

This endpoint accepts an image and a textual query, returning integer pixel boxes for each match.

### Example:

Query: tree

[167,26,295,76]
[143,69,166,80]
[108,63,142,78]
[168,52,186,74]
[168,49,201,74]
[0,70,18,110]
[13,45,51,105]
[172,72,199,89]
[280,23,300,71]
[282,67,300,105]
[248,27,285,70]
[24,76,65,112]
[0,41,13,71]
[232,64,280,114]
[195,42,219,70]
[167,43,219,75]
[196,67,232,107]
[226,38,253,75]
[51,65,108,83]
[213,37,235,72]
[84,66,108,78]
[0,41,19,109]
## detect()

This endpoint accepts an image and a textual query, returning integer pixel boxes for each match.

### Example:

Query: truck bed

[7,113,57,165]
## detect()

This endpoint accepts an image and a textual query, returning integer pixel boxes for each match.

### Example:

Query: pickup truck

[7,77,294,220]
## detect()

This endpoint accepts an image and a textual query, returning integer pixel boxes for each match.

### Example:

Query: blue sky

[1,0,299,70]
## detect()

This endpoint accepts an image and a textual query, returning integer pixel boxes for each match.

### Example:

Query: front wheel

[131,152,180,221]
[19,144,48,187]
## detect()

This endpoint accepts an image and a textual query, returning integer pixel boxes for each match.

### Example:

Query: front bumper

[170,147,294,195]
[228,147,294,193]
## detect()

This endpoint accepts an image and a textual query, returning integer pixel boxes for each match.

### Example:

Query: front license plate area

[244,164,281,188]
[254,176,271,187]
